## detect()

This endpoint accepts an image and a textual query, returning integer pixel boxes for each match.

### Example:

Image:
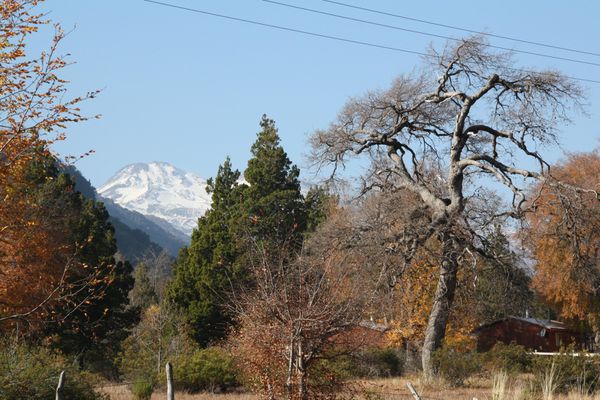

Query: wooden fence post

[166,362,174,400]
[406,382,422,400]
[55,370,65,400]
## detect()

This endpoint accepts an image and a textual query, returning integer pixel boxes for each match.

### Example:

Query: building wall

[476,319,583,352]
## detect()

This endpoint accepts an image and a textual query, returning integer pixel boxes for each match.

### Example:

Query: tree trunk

[589,315,600,352]
[166,362,174,400]
[55,370,65,400]
[157,346,162,375]
[421,239,458,377]
[297,341,307,400]
[286,339,295,400]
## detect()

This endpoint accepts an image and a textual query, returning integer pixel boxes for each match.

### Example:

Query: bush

[483,342,532,374]
[532,350,600,394]
[357,349,404,378]
[316,348,404,380]
[173,347,237,392]
[0,341,106,400]
[131,379,154,400]
[432,346,482,386]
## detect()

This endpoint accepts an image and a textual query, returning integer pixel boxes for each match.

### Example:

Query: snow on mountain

[98,162,211,236]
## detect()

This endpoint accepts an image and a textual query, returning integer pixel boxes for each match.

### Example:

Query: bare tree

[310,36,588,375]
[229,220,372,400]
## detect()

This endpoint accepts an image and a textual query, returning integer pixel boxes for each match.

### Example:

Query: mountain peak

[98,162,211,236]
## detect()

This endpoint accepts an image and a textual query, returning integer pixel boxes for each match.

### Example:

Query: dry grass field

[97,376,496,400]
[98,375,600,400]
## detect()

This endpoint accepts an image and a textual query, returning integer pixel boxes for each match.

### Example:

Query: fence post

[166,362,174,400]
[55,370,65,400]
[406,382,422,400]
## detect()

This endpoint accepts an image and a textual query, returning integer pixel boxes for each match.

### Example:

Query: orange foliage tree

[0,0,97,327]
[388,243,478,351]
[525,151,600,341]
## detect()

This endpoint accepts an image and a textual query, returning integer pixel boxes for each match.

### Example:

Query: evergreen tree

[239,115,306,253]
[474,226,536,323]
[167,158,243,346]
[168,116,311,346]
[27,157,138,372]
[304,186,335,233]
[130,263,159,310]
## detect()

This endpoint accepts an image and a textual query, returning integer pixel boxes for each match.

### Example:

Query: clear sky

[34,0,600,187]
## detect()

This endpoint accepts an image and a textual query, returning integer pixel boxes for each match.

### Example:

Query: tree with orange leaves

[0,0,96,173]
[0,0,97,326]
[525,150,600,344]
[0,0,95,284]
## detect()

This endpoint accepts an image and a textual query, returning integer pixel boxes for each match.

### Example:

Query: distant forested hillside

[62,165,184,261]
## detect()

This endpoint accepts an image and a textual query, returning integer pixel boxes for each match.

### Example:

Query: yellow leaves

[386,241,478,347]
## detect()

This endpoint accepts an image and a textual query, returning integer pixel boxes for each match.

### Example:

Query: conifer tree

[167,158,243,346]
[474,226,535,323]
[239,115,306,253]
[29,157,138,370]
[168,116,311,346]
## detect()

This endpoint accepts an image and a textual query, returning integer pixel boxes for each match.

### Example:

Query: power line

[141,0,600,85]
[319,0,600,58]
[264,0,600,68]
[142,0,427,56]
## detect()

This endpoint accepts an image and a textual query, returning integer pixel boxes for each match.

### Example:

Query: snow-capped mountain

[98,162,211,236]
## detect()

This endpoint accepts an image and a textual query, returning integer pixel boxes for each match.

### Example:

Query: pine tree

[239,115,306,253]
[474,226,536,323]
[28,157,139,371]
[167,158,243,346]
[304,186,335,233]
[168,116,312,346]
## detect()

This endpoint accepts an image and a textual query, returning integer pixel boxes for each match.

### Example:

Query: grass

[99,384,257,400]
[98,376,600,400]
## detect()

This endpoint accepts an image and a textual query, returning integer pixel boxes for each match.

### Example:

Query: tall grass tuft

[491,370,509,400]
[541,362,559,400]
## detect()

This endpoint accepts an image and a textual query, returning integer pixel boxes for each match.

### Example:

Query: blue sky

[36,0,600,187]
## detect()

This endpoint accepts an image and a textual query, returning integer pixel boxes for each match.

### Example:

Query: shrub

[484,342,532,374]
[173,347,237,392]
[532,350,600,394]
[315,348,403,380]
[432,345,482,386]
[0,341,106,400]
[357,348,404,378]
[131,379,155,400]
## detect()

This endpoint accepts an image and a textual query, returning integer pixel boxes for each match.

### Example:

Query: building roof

[473,316,572,333]
[511,317,569,330]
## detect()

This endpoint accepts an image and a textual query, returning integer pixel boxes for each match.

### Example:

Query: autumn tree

[525,150,600,344]
[119,303,192,384]
[229,214,370,400]
[0,0,96,324]
[310,37,585,375]
[0,155,80,327]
